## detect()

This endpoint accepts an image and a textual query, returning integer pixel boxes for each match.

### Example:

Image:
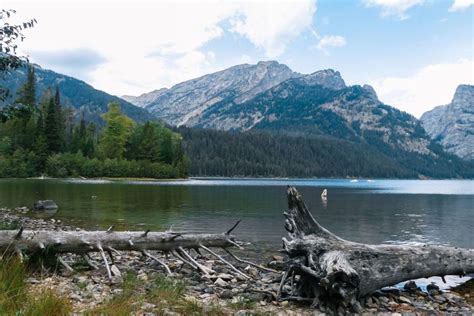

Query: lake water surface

[0,178,473,250]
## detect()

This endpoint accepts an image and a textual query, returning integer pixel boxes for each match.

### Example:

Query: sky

[2,0,473,117]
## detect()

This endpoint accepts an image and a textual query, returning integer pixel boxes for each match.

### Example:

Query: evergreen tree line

[0,67,188,178]
[178,127,474,179]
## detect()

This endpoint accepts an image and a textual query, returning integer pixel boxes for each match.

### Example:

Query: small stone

[219,289,233,299]
[433,295,447,304]
[216,273,233,280]
[427,282,440,292]
[398,296,412,305]
[26,277,40,284]
[113,289,123,295]
[110,265,122,278]
[428,289,440,296]
[69,293,82,301]
[280,300,289,307]
[141,302,156,310]
[403,281,418,292]
[214,278,228,287]
[247,267,259,278]
[272,255,284,262]
[138,273,148,282]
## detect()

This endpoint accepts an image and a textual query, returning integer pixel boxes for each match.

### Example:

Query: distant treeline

[0,66,188,178]
[178,127,474,179]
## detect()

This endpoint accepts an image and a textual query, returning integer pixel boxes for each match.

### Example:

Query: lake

[0,178,473,250]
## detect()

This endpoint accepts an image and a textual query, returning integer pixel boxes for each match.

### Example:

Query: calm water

[0,178,473,249]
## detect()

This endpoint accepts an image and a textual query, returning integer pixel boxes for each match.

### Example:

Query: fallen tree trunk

[279,186,474,313]
[0,229,237,254]
[0,222,257,280]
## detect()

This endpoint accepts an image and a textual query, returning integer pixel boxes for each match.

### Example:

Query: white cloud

[315,35,346,55]
[369,59,474,117]
[363,0,426,19]
[449,0,474,11]
[229,1,317,58]
[3,0,317,95]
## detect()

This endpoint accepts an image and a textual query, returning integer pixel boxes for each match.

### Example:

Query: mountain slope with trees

[0,65,155,124]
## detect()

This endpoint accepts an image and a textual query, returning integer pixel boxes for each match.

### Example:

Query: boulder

[33,200,58,211]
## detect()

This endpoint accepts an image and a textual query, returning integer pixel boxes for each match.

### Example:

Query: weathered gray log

[279,186,474,313]
[0,222,260,281]
[0,230,237,255]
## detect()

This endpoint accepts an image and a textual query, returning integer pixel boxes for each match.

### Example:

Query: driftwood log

[279,186,474,313]
[0,222,263,280]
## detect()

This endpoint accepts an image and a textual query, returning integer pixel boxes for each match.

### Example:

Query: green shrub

[81,158,103,177]
[45,154,68,178]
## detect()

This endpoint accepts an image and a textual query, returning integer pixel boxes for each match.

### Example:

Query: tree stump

[279,186,474,313]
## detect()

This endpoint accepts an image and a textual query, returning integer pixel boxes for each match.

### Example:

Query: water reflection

[0,179,472,249]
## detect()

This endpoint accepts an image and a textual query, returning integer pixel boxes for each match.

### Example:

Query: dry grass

[0,256,72,315]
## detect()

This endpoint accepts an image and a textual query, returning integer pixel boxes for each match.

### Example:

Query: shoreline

[1,206,473,314]
[3,176,474,182]
[0,175,473,181]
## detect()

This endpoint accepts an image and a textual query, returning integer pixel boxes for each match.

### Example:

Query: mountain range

[0,60,472,178]
[123,61,472,162]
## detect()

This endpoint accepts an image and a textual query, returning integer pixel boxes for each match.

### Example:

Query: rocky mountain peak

[420,84,473,160]
[298,69,346,90]
[144,61,299,125]
[452,84,474,108]
[362,84,378,100]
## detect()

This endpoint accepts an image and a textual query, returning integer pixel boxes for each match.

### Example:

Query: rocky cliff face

[122,88,168,108]
[421,85,474,160]
[143,61,300,125]
[296,69,346,90]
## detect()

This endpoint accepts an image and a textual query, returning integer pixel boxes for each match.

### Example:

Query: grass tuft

[0,256,27,312]
[0,256,72,315]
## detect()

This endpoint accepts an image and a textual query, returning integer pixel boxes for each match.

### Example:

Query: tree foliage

[98,102,134,159]
[0,72,188,178]
[0,9,36,101]
[179,127,474,179]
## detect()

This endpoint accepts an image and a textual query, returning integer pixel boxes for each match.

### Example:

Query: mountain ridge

[131,60,471,178]
[142,60,300,126]
[0,64,155,124]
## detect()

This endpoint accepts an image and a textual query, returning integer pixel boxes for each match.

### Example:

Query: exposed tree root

[278,186,474,313]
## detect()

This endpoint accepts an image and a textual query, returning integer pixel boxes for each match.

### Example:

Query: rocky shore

[1,206,473,315]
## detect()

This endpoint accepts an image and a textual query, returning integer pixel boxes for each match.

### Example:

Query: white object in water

[321,189,327,199]
[350,179,358,183]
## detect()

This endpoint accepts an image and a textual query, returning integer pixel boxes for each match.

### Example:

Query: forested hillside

[179,127,473,179]
[0,67,187,179]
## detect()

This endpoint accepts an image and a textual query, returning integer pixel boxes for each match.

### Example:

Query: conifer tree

[98,102,134,159]
[53,86,65,150]
[15,66,36,108]
[8,65,37,149]
[33,110,48,171]
[44,96,62,153]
